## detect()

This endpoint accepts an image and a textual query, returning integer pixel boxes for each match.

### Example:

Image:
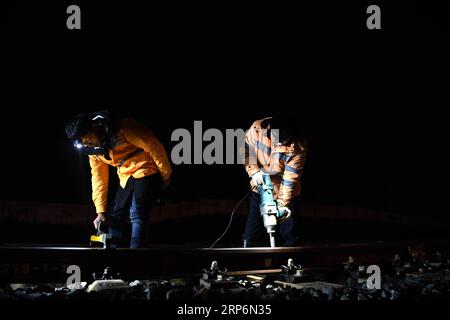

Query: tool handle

[97,220,103,235]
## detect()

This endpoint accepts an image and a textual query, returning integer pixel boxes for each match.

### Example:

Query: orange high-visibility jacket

[244,118,307,206]
[89,118,172,213]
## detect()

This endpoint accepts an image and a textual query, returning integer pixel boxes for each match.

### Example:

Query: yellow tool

[90,221,111,248]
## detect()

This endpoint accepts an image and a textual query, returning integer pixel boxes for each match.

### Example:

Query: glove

[251,171,265,186]
[162,178,171,190]
[276,202,291,223]
[155,178,171,206]
[93,213,106,230]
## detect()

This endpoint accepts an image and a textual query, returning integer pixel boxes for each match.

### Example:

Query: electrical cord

[209,192,249,249]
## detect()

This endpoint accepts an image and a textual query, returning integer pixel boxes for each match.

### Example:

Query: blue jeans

[242,191,300,247]
[108,174,161,248]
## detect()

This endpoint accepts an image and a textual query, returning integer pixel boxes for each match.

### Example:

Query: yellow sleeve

[89,155,109,213]
[244,124,260,177]
[121,119,173,182]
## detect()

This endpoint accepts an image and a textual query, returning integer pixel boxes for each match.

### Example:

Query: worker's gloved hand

[93,213,106,230]
[162,178,171,191]
[276,202,291,223]
[251,171,265,186]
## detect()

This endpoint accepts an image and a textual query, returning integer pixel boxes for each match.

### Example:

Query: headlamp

[74,140,83,149]
[73,139,106,156]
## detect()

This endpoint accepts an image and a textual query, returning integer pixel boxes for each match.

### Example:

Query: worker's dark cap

[65,113,92,142]
[270,114,304,141]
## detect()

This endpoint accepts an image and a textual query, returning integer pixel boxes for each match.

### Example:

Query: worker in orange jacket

[243,115,307,247]
[66,111,172,248]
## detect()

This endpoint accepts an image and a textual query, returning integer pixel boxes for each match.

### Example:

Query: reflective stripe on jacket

[244,117,307,206]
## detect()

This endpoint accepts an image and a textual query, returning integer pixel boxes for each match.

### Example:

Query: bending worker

[65,111,172,248]
[243,115,307,247]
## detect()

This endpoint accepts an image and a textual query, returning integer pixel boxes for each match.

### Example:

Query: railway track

[1,239,450,283]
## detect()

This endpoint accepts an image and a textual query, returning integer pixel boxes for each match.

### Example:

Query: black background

[0,1,448,219]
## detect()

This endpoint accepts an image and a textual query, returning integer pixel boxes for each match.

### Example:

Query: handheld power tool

[210,174,287,249]
[258,173,281,248]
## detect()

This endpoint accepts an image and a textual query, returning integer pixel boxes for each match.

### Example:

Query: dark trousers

[108,174,161,248]
[242,191,300,247]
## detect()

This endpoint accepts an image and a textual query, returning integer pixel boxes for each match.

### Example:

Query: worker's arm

[121,119,172,182]
[244,124,260,177]
[277,150,306,207]
[89,155,109,214]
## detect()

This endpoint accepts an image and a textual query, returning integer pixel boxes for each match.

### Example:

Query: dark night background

[0,1,448,245]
